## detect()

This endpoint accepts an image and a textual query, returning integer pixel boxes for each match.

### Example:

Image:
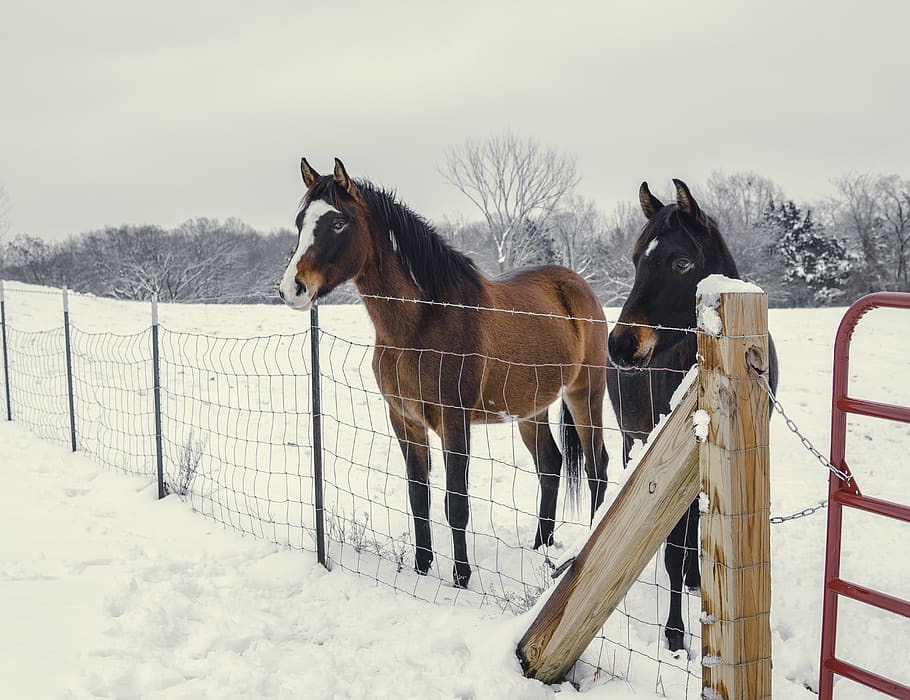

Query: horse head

[608,179,738,368]
[279,157,371,311]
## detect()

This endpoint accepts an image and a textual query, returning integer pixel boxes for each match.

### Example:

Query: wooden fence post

[697,283,772,699]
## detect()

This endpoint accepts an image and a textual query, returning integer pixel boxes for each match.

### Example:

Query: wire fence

[0,280,794,697]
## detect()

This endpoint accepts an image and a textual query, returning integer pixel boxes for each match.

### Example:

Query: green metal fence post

[151,293,165,499]
[62,287,77,451]
[310,305,327,567]
[0,281,11,421]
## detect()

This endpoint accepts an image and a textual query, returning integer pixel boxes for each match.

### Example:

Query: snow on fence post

[310,305,327,568]
[696,276,772,698]
[151,293,165,500]
[1,280,11,421]
[62,287,77,452]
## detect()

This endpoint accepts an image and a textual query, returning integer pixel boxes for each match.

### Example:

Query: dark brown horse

[607,179,779,652]
[279,158,609,588]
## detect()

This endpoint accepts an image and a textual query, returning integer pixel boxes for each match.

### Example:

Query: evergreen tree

[763,199,851,306]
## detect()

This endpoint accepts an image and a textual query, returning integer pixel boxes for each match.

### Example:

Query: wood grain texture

[698,290,772,699]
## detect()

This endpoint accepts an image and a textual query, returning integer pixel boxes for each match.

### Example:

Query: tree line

[1,134,908,307]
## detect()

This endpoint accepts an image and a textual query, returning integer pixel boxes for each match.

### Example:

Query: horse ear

[639,182,664,219]
[333,157,358,195]
[673,179,701,218]
[300,158,320,187]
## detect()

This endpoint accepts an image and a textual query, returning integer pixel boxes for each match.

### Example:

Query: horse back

[486,265,607,367]
[371,264,609,429]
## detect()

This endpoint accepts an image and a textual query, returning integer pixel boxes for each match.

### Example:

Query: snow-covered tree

[764,199,851,306]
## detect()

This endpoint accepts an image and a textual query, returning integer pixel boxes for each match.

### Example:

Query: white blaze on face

[280,199,340,309]
[645,237,660,257]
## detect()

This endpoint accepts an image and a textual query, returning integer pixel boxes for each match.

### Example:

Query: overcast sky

[2,0,908,241]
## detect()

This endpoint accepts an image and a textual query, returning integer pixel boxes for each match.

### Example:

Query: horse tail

[559,400,582,512]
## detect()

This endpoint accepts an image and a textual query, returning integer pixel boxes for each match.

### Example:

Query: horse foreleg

[441,410,471,588]
[389,411,433,575]
[664,505,699,652]
[518,415,562,549]
[682,499,701,590]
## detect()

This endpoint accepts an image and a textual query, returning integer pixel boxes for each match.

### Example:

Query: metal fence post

[310,305,327,567]
[62,287,77,451]
[1,281,11,421]
[151,293,165,499]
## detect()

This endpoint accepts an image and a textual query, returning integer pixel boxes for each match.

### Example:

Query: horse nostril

[295,280,304,297]
[608,330,638,365]
[278,287,285,300]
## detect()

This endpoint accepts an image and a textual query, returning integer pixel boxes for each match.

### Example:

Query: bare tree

[878,175,910,290]
[3,234,52,283]
[441,133,579,272]
[549,195,603,271]
[0,184,11,262]
[700,171,786,291]
[584,200,641,306]
[832,173,910,292]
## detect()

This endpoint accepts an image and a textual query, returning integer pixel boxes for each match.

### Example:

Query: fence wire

[4,326,70,444]
[1,284,815,698]
[157,328,316,551]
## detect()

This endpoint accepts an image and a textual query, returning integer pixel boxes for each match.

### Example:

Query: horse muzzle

[608,327,656,368]
[278,277,318,312]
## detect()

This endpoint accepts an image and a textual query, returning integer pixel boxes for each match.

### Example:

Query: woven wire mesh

[3,325,70,444]
[312,318,705,695]
[314,328,595,609]
[0,284,717,696]
[157,327,317,551]
[70,326,156,476]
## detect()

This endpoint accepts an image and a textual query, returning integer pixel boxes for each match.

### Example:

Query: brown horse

[279,158,609,588]
[607,178,779,652]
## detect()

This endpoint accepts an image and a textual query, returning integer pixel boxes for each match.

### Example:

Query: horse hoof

[453,563,472,588]
[665,627,685,653]
[415,549,433,575]
[685,568,701,590]
[533,531,555,549]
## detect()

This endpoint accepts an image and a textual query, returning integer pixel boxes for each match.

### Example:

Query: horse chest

[371,346,483,418]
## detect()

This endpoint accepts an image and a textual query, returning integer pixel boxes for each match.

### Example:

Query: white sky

[2,0,908,240]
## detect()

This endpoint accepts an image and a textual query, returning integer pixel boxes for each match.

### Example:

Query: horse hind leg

[563,387,609,521]
[518,413,562,549]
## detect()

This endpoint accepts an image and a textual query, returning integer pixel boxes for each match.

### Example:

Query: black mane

[632,204,740,279]
[307,177,482,302]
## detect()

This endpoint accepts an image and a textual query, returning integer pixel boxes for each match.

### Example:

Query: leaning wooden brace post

[517,380,700,682]
[697,281,772,698]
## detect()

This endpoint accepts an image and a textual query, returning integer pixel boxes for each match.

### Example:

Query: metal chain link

[757,374,852,525]
[769,501,828,524]
[759,374,852,483]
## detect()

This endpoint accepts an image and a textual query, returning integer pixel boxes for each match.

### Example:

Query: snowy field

[1,281,908,699]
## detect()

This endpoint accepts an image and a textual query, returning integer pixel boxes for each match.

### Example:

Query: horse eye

[332,219,347,233]
[673,257,692,271]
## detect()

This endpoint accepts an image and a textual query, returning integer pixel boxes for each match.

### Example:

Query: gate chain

[757,375,852,525]
[769,501,828,524]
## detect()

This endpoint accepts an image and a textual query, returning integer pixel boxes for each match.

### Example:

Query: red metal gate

[820,292,910,698]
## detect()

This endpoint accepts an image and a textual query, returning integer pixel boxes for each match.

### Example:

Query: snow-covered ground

[1,282,908,698]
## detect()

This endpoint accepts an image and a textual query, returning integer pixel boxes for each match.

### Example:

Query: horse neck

[354,241,428,344]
